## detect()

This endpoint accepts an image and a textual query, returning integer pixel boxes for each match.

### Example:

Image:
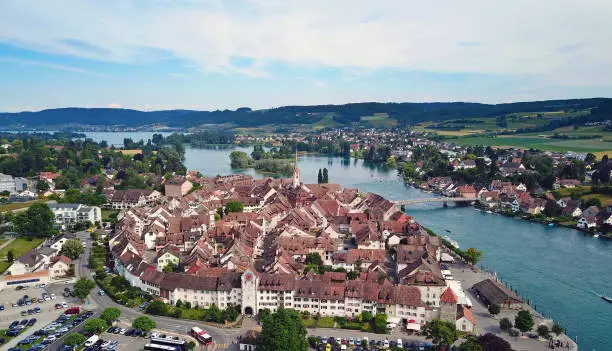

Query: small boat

[474,208,481,212]
[594,234,600,238]
[445,229,451,233]
[602,295,612,303]
[486,210,493,214]
[547,223,555,227]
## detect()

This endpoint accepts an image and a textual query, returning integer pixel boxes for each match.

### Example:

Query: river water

[85,133,610,351]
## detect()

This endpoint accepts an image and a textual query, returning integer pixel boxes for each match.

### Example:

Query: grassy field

[310,115,340,130]
[360,114,398,128]
[581,193,612,206]
[417,109,591,136]
[451,135,612,153]
[0,199,45,213]
[101,209,118,221]
[0,237,45,274]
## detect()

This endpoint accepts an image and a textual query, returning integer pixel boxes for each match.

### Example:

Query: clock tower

[241,268,258,315]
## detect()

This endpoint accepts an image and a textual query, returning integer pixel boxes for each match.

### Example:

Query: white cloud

[0,0,610,87]
[0,57,105,76]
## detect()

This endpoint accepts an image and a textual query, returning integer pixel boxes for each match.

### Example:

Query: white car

[150,332,160,338]
[62,302,68,308]
[383,340,390,348]
[119,328,127,335]
[50,293,56,300]
[46,335,57,342]
[397,339,403,348]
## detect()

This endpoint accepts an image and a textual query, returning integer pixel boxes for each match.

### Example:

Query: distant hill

[1,98,610,129]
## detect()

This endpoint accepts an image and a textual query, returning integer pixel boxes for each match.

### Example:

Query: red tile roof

[440,287,459,304]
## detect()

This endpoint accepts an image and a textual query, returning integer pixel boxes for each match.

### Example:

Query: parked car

[28,318,37,326]
[64,307,80,315]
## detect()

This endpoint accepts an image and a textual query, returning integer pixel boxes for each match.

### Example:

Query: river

[84,133,610,351]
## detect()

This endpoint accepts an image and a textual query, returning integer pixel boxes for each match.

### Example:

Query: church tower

[292,149,301,188]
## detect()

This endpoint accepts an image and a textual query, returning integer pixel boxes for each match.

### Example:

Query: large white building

[0,173,16,193]
[48,203,102,229]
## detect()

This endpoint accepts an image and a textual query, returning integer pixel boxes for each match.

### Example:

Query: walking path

[0,237,15,250]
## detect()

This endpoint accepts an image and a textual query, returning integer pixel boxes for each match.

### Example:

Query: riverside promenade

[449,260,577,351]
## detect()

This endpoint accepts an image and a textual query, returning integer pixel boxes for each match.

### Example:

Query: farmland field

[451,135,612,153]
[360,114,398,128]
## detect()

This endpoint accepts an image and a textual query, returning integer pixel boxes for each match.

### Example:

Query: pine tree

[317,169,323,184]
[322,168,329,183]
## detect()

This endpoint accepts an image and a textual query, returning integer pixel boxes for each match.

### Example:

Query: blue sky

[1,0,611,112]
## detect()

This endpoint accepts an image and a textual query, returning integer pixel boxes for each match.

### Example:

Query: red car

[64,307,80,315]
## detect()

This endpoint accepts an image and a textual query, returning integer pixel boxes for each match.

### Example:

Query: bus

[149,337,188,351]
[144,343,179,351]
[191,326,213,346]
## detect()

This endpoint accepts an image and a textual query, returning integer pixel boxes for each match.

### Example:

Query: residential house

[165,176,193,197]
[49,255,72,279]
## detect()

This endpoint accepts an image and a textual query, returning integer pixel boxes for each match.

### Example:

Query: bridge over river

[393,197,478,206]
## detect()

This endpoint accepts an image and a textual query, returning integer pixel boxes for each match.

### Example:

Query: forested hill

[1,98,610,128]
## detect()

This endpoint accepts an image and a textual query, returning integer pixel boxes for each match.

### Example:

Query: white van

[340,345,347,351]
[84,335,99,347]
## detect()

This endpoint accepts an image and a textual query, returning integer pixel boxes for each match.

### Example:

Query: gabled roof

[440,287,459,304]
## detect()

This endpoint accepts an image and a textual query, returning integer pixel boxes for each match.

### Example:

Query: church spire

[292,147,301,188]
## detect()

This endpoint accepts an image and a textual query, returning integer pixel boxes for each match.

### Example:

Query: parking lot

[0,282,86,348]
[96,329,147,351]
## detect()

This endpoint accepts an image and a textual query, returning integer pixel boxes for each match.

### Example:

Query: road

[74,232,242,350]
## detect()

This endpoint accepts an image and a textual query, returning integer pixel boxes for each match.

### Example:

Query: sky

[1,0,611,112]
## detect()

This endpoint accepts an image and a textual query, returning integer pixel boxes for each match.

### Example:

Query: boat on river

[602,295,612,303]
[445,229,451,233]
[594,233,600,238]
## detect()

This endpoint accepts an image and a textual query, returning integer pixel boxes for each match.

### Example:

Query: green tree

[83,318,108,334]
[36,180,50,192]
[256,308,308,351]
[59,238,85,260]
[187,341,196,350]
[360,311,373,322]
[64,332,86,346]
[317,169,323,184]
[584,197,602,208]
[147,300,170,316]
[373,313,388,334]
[304,253,323,266]
[72,277,96,300]
[514,310,534,333]
[488,303,500,316]
[132,316,156,332]
[322,168,329,183]
[100,307,121,324]
[499,317,512,332]
[463,247,483,265]
[477,333,512,351]
[421,319,459,347]
[552,323,564,336]
[7,249,14,263]
[163,262,177,273]
[13,203,58,237]
[458,336,483,351]
[537,325,550,338]
[225,200,244,213]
